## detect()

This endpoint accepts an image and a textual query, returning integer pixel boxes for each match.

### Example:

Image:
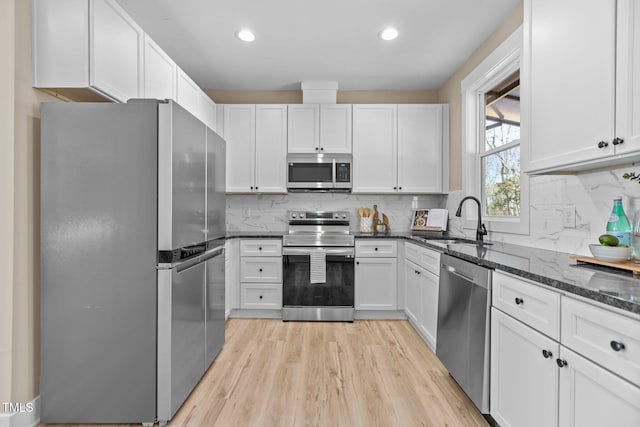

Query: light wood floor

[42,319,488,427]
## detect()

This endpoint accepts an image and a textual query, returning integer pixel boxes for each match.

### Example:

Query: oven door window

[288,163,333,183]
[283,253,354,307]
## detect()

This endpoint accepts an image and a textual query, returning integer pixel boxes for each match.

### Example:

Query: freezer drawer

[157,261,206,423]
[205,247,226,369]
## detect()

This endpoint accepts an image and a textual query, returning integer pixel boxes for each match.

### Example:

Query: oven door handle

[282,247,355,257]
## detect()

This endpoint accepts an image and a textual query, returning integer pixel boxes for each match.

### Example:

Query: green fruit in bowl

[598,234,619,246]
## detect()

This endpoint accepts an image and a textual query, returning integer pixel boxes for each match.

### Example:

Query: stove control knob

[299,213,305,218]
[291,213,297,219]
[342,214,347,219]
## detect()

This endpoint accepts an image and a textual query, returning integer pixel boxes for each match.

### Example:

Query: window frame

[461,25,530,235]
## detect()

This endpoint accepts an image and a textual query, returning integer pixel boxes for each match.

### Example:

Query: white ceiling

[116,0,520,91]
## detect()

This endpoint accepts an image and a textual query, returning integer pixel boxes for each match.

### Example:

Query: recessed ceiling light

[378,27,399,41]
[236,29,255,42]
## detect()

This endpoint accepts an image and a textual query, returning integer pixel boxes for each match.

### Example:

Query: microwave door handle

[332,158,336,188]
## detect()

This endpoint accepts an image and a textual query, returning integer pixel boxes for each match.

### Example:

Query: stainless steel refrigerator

[40,100,226,425]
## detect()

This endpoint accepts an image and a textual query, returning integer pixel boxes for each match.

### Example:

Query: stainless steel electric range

[282,210,355,321]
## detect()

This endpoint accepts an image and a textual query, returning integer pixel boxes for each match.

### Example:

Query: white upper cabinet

[176,68,203,119]
[223,104,287,194]
[287,105,320,153]
[398,105,445,193]
[33,0,215,129]
[143,34,176,101]
[176,67,216,130]
[320,105,352,153]
[287,104,352,153]
[224,105,256,193]
[90,0,143,102]
[353,104,398,193]
[525,0,640,173]
[254,105,288,193]
[34,0,143,102]
[353,104,448,194]
[615,0,640,157]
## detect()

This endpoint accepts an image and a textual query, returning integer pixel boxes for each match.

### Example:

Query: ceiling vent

[301,81,338,104]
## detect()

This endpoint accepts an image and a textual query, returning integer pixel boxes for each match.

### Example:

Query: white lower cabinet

[558,346,640,427]
[404,262,421,324]
[491,308,559,427]
[491,271,640,427]
[403,242,441,351]
[238,239,283,310]
[404,260,438,350]
[355,257,397,310]
[355,240,397,311]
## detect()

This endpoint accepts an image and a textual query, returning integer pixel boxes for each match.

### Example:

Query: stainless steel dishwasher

[436,253,492,414]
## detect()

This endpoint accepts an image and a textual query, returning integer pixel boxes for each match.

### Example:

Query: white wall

[447,164,640,256]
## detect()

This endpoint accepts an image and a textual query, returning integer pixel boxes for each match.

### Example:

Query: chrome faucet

[455,196,488,242]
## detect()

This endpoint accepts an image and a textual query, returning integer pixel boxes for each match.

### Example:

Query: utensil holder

[360,217,373,233]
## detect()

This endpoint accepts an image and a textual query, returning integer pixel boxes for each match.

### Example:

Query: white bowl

[589,244,633,262]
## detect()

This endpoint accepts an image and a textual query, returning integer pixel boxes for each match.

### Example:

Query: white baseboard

[0,396,39,427]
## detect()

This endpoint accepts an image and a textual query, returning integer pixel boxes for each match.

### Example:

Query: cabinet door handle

[556,358,568,368]
[610,340,626,352]
[612,137,624,145]
[320,147,324,151]
[542,349,553,359]
[597,141,608,148]
[393,186,397,190]
[315,147,319,151]
[415,270,420,275]
[515,297,524,305]
[356,261,360,265]
[399,187,402,190]
[250,186,254,190]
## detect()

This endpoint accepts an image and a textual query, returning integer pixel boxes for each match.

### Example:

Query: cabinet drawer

[405,242,440,276]
[562,296,640,387]
[240,257,282,283]
[355,240,397,257]
[493,271,560,340]
[241,284,282,309]
[240,239,282,256]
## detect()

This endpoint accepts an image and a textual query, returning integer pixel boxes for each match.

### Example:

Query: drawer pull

[542,349,553,359]
[374,247,379,251]
[515,297,524,305]
[259,295,263,300]
[258,247,262,251]
[556,358,568,368]
[259,268,263,272]
[610,341,626,352]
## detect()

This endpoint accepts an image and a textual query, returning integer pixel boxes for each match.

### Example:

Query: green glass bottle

[606,197,631,246]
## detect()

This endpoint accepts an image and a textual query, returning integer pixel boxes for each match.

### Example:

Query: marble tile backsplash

[446,165,640,256]
[226,193,447,233]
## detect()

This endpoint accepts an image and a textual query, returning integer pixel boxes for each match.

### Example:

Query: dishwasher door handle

[442,265,489,289]
[443,265,475,282]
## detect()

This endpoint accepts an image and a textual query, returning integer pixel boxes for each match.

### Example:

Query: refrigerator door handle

[200,246,224,262]
[175,255,205,273]
[173,245,225,273]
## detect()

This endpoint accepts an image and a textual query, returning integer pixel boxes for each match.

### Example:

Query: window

[461,26,529,235]
[482,71,520,217]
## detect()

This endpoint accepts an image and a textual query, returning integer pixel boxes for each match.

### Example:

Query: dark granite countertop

[226,230,640,314]
[356,231,640,315]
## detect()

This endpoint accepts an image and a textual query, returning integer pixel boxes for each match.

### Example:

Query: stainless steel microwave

[286,153,352,192]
